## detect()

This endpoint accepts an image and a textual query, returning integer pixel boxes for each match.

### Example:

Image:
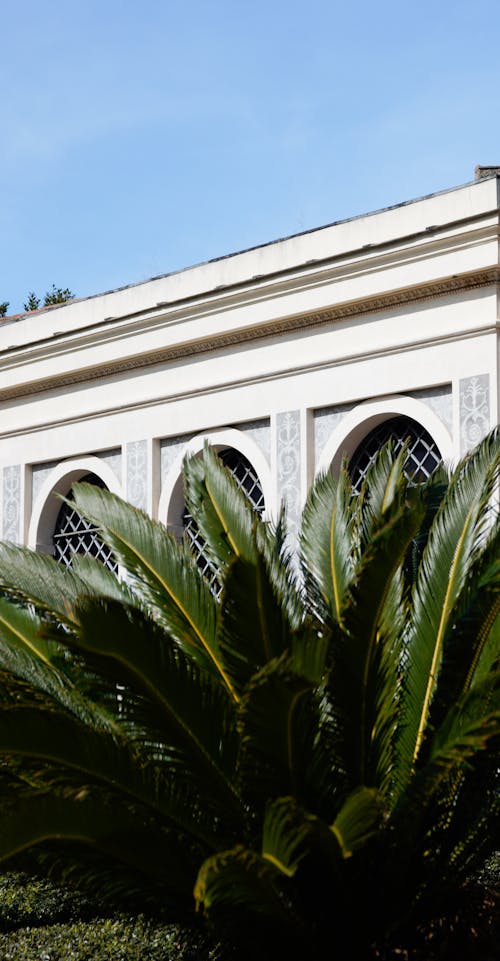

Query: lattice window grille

[183,448,265,592]
[349,416,442,495]
[53,473,116,571]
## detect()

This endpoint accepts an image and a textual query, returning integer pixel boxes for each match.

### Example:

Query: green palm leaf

[183,445,258,574]
[391,677,500,848]
[300,462,355,627]
[444,765,500,882]
[430,670,500,757]
[237,631,328,805]
[256,508,305,630]
[217,551,295,695]
[194,845,300,926]
[261,787,382,876]
[356,442,409,550]
[397,429,500,784]
[0,596,121,730]
[329,495,424,787]
[403,467,449,590]
[423,540,500,742]
[0,792,196,896]
[70,483,235,696]
[70,553,137,606]
[261,796,322,877]
[0,596,56,666]
[0,543,86,624]
[74,597,241,817]
[330,785,385,858]
[0,704,225,848]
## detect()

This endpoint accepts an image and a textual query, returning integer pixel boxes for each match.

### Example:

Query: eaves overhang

[0,180,499,403]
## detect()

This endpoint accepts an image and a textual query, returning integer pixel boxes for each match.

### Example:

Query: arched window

[349,416,442,494]
[182,447,265,590]
[52,473,115,569]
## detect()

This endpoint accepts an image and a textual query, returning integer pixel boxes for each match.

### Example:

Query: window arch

[158,428,273,534]
[315,395,453,479]
[52,472,116,569]
[349,416,442,493]
[28,456,124,556]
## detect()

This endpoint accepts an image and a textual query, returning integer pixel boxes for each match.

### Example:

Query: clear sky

[2,0,500,314]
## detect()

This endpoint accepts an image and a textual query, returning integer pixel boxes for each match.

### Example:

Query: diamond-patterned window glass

[183,447,265,592]
[349,416,442,495]
[52,473,116,571]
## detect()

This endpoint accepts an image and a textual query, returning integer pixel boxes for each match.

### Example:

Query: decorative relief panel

[2,465,21,543]
[460,375,490,455]
[160,434,195,487]
[409,385,453,433]
[126,440,148,511]
[236,419,271,462]
[314,404,356,470]
[32,460,60,506]
[94,448,122,483]
[276,411,301,545]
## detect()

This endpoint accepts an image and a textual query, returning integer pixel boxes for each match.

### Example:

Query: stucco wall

[1,176,498,548]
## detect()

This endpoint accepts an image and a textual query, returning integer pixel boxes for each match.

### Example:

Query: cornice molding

[1,217,498,363]
[0,323,494,444]
[0,266,499,405]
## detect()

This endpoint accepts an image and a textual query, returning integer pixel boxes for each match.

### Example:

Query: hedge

[0,874,210,961]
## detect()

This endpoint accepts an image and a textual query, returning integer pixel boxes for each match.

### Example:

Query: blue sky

[2,0,500,314]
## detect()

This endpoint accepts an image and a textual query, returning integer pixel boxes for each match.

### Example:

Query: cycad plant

[0,435,498,960]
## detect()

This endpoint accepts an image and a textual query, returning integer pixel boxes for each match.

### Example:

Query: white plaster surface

[0,176,498,542]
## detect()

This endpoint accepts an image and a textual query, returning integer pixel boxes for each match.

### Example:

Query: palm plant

[0,435,498,960]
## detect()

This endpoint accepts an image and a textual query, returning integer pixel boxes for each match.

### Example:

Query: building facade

[1,173,499,560]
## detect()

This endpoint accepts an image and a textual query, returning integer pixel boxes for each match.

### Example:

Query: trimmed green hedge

[0,871,497,960]
[0,874,210,961]
[0,873,99,930]
[0,917,208,961]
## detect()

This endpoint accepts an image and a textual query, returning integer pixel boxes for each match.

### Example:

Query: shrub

[0,437,498,960]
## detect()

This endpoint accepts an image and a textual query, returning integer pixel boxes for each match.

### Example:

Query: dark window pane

[52,473,116,571]
[349,417,441,494]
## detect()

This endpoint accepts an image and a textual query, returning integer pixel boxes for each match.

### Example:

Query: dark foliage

[0,437,498,960]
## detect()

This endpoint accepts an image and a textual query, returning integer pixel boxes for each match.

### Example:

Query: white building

[1,170,498,562]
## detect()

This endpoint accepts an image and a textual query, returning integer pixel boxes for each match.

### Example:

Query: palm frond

[330,785,384,858]
[356,442,409,550]
[0,703,225,848]
[236,632,329,806]
[396,428,500,785]
[70,483,233,695]
[444,762,500,882]
[0,791,197,896]
[256,507,305,630]
[183,445,258,575]
[260,791,380,875]
[74,596,241,817]
[0,597,121,730]
[423,536,500,741]
[0,596,56,667]
[300,462,355,627]
[261,796,323,877]
[194,845,300,927]
[391,683,500,854]
[0,544,86,624]
[70,554,137,606]
[329,495,424,787]
[430,670,500,758]
[217,551,295,696]
[403,468,449,591]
